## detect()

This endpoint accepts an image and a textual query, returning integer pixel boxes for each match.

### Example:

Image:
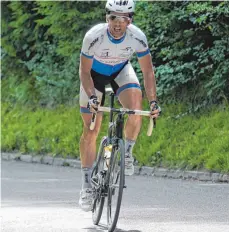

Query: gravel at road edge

[1,152,228,183]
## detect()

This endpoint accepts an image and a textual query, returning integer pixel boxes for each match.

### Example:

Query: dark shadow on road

[83,224,107,232]
[84,224,142,232]
[116,229,142,232]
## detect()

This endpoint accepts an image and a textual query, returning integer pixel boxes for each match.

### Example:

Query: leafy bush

[1,1,229,107]
[2,1,104,106]
[135,1,229,108]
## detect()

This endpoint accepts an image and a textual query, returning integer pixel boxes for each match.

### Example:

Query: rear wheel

[92,137,107,225]
[107,139,125,232]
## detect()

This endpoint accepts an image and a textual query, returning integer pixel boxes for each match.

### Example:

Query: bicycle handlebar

[89,107,156,136]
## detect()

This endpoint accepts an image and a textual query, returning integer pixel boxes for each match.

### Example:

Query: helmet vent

[116,0,129,6]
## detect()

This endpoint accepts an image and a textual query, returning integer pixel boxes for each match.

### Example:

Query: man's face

[107,11,132,38]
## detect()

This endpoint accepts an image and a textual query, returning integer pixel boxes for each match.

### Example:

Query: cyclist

[79,0,161,211]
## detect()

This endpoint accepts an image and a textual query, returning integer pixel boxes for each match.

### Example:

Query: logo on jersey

[100,50,113,58]
[119,47,134,58]
[135,37,147,48]
[122,47,132,51]
[88,37,99,50]
[100,35,104,44]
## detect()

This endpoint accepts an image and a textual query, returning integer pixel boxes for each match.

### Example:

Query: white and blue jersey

[80,23,150,113]
[81,23,150,76]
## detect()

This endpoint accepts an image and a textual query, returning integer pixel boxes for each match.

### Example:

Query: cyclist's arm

[79,54,96,98]
[80,30,98,98]
[138,53,157,102]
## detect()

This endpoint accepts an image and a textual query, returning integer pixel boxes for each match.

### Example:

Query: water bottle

[104,145,112,170]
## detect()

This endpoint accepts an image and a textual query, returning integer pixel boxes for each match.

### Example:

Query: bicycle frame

[91,92,155,231]
[91,91,155,184]
[107,93,124,141]
[91,93,125,194]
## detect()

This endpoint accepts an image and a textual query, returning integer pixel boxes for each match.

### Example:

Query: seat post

[110,92,115,108]
[109,93,115,123]
[105,87,115,123]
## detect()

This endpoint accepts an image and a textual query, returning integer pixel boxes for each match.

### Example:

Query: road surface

[1,160,229,232]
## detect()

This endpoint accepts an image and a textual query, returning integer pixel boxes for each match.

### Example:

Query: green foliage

[1,102,229,173]
[2,1,105,106]
[1,103,81,157]
[1,1,229,108]
[135,104,229,173]
[134,1,229,107]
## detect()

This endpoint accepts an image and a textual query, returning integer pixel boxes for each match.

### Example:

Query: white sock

[81,167,92,189]
[125,139,136,157]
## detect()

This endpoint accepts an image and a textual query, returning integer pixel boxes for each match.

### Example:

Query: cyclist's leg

[79,83,104,175]
[119,89,142,176]
[79,84,104,211]
[119,89,142,140]
[111,63,142,140]
[80,113,103,169]
[111,63,142,175]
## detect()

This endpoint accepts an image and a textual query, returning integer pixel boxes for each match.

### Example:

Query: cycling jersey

[81,23,150,76]
[80,23,150,113]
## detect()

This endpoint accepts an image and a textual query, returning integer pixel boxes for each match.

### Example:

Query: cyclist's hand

[87,95,100,113]
[150,100,161,119]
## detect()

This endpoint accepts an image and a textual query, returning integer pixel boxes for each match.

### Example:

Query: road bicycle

[90,88,155,232]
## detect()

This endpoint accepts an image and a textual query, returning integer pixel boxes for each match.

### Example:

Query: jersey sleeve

[135,32,150,58]
[81,33,99,59]
[81,24,105,59]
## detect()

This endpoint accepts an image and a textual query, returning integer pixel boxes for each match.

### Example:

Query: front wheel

[107,139,125,232]
[92,137,107,225]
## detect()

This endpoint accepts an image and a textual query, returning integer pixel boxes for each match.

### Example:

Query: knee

[82,126,100,141]
[129,114,142,125]
[128,97,142,111]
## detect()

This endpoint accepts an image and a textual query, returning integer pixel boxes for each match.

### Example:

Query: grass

[1,102,229,173]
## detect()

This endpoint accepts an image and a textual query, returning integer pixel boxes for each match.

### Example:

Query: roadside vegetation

[2,101,229,173]
[1,1,229,173]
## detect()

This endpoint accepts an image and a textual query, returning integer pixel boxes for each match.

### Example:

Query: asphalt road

[1,160,229,232]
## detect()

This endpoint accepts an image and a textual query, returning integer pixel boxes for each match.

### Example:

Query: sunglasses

[107,14,131,23]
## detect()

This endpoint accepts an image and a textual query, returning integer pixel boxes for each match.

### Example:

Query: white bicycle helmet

[105,0,135,14]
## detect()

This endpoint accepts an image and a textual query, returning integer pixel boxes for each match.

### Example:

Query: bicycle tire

[92,137,107,225]
[107,139,125,232]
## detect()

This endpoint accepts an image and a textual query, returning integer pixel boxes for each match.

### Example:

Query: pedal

[123,185,127,188]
